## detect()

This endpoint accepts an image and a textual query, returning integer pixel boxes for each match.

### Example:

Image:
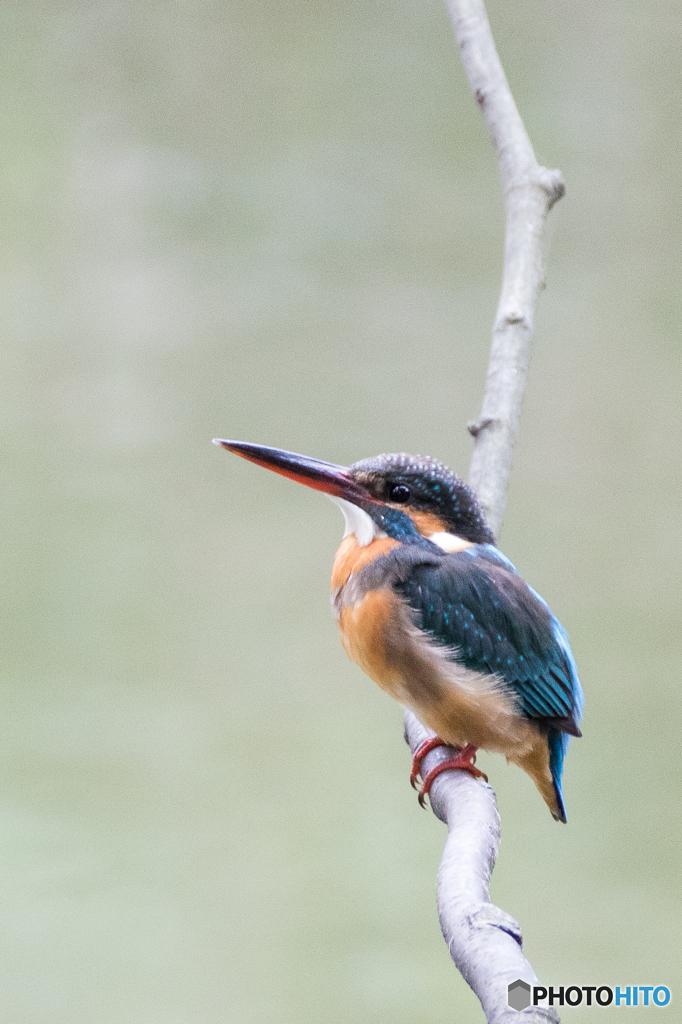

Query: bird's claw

[410,736,449,789]
[417,744,488,808]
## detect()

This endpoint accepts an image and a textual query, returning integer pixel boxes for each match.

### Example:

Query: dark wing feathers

[395,546,581,732]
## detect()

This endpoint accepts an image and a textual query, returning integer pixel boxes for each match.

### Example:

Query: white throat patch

[329,496,387,547]
[427,531,474,553]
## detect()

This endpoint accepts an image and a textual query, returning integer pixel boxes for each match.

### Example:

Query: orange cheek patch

[407,510,451,536]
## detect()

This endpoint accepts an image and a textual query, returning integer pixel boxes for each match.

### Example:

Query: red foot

[410,737,449,789]
[418,743,488,808]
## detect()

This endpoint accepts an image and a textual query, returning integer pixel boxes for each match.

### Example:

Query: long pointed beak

[213,439,371,504]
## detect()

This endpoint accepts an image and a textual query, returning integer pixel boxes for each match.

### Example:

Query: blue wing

[396,544,584,735]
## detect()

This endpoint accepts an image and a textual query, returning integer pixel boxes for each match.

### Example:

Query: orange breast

[338,588,403,696]
[331,534,406,702]
[330,535,400,592]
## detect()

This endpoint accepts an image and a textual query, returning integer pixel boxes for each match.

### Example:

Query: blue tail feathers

[548,729,569,823]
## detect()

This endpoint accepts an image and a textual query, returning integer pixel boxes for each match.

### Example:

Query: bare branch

[404,713,559,1022]
[403,1,565,1020]
[446,0,565,536]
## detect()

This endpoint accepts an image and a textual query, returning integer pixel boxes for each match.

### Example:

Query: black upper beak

[213,439,371,505]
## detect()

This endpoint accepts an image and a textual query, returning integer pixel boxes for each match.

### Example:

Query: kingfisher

[214,439,583,822]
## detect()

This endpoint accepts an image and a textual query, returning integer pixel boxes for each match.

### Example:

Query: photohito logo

[507,981,671,1010]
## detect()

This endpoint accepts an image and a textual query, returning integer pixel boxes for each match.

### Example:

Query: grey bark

[404,712,560,1022]
[403,0,565,1020]
[446,0,565,536]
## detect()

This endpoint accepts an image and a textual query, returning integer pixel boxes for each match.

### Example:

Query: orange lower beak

[213,439,371,505]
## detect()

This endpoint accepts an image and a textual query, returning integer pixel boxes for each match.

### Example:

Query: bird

[214,438,583,822]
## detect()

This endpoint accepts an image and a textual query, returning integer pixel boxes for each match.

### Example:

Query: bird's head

[214,440,494,548]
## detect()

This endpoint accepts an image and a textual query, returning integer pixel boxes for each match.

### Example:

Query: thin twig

[449,0,565,536]
[403,0,565,1020]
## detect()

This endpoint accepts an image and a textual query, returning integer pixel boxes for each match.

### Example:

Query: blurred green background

[1,0,680,1020]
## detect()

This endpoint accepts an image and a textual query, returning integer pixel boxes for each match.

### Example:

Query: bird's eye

[389,483,411,503]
